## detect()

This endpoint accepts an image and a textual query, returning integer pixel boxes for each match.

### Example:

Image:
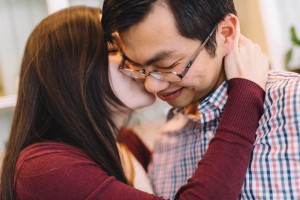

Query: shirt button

[205,131,215,140]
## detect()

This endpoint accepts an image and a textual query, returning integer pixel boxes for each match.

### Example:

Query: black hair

[102,0,237,57]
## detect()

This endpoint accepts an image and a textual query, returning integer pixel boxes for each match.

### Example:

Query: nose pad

[144,75,169,94]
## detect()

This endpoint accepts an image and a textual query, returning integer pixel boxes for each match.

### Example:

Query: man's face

[119,3,226,108]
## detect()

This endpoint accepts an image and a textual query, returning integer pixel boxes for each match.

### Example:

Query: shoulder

[15,142,158,200]
[15,142,109,199]
[266,70,300,99]
[17,142,94,170]
[262,70,300,125]
[267,70,300,88]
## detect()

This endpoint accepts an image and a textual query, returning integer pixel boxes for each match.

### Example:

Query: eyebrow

[122,49,177,67]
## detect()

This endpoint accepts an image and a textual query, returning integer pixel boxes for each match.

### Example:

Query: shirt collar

[198,80,228,113]
[167,80,228,122]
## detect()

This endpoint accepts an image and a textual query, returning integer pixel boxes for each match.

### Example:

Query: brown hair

[0,6,127,199]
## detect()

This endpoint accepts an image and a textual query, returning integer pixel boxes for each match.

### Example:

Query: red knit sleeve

[174,78,265,200]
[15,78,265,200]
[117,128,152,170]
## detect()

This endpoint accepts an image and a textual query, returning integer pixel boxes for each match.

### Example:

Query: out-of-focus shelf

[0,95,17,110]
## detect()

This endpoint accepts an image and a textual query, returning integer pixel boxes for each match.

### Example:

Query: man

[102,0,300,199]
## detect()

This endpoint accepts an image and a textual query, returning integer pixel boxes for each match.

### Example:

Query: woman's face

[108,43,156,110]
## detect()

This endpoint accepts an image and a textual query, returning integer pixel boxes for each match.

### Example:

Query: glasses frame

[119,24,218,82]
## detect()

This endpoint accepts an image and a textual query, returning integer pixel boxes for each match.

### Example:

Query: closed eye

[154,57,184,70]
[122,55,144,68]
[108,48,119,55]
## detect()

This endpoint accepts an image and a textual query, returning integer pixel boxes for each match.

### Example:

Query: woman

[0,6,268,200]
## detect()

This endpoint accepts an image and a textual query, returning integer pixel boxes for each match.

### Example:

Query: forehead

[118,3,191,63]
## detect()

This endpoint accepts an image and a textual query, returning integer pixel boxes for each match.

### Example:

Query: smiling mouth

[157,88,183,101]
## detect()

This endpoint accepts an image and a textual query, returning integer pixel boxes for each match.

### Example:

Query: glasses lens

[151,72,181,82]
[120,59,181,82]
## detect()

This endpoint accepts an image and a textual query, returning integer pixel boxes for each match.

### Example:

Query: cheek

[110,69,133,98]
[183,57,224,89]
[123,80,156,109]
[109,54,132,93]
[109,62,127,95]
[108,55,155,109]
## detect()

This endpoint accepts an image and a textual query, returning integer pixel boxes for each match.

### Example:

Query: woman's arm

[117,127,152,170]
[15,33,269,200]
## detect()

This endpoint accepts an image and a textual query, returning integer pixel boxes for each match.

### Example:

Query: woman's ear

[217,14,239,54]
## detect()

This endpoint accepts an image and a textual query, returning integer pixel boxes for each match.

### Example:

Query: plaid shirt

[148,71,300,200]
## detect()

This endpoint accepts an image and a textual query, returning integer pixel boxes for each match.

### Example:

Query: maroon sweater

[117,127,152,171]
[15,79,265,200]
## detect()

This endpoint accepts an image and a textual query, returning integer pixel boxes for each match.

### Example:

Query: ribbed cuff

[216,78,265,143]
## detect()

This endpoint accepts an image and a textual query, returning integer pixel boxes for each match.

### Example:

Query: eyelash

[155,60,181,70]
[108,48,119,55]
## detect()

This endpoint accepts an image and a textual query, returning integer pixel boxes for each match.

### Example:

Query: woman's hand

[224,22,269,91]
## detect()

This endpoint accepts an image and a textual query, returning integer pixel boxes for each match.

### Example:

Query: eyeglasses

[118,24,218,82]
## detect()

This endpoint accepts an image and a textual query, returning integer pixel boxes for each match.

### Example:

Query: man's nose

[144,75,169,94]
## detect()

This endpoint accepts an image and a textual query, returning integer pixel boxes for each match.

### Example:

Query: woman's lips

[157,88,183,102]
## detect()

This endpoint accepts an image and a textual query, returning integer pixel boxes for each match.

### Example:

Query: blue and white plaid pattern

[148,71,300,200]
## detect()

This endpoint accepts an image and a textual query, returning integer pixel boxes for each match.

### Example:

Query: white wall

[0,0,103,148]
[0,0,48,95]
[69,0,102,7]
[0,0,48,149]
[258,0,300,70]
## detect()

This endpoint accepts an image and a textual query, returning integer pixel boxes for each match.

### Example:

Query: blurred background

[0,0,300,150]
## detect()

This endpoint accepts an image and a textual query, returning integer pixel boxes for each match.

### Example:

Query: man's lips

[157,88,183,101]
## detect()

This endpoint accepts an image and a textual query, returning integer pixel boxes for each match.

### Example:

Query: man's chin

[165,100,191,109]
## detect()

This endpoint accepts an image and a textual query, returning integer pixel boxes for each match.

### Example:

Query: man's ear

[217,14,239,54]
